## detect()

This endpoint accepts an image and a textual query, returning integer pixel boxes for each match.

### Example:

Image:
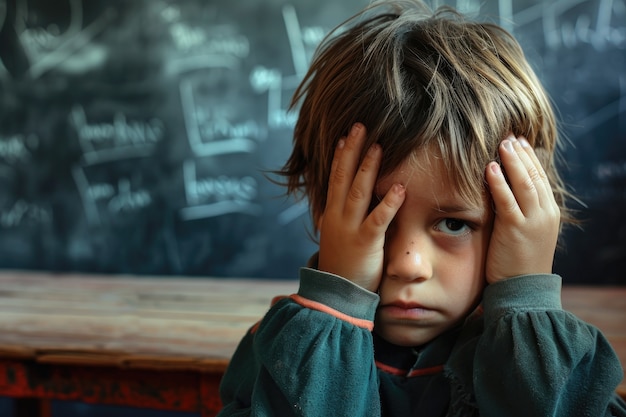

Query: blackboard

[0,0,624,284]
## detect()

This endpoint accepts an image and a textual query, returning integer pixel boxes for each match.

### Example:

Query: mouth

[379,301,437,321]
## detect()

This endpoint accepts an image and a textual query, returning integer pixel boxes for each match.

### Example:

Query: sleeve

[217,267,383,417]
[469,274,625,417]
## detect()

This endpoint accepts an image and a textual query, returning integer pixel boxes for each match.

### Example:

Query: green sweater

[218,269,626,416]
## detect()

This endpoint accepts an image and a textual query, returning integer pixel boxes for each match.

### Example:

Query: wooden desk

[0,272,298,416]
[0,272,623,417]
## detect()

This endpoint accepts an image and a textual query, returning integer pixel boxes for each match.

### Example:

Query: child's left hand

[485,136,560,284]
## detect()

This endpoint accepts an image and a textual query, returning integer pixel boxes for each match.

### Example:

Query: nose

[384,229,433,283]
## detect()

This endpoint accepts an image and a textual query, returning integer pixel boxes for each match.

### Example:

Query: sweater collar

[373,326,461,377]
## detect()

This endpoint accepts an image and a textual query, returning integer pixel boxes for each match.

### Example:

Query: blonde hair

[278,0,574,233]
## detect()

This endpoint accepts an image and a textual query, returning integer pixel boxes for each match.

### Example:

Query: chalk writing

[277,200,309,225]
[250,66,282,93]
[252,5,328,130]
[454,0,482,17]
[596,160,626,181]
[108,179,152,214]
[282,5,309,76]
[170,23,250,57]
[72,167,153,225]
[513,0,626,51]
[86,183,115,201]
[576,97,624,135]
[70,105,164,164]
[0,134,38,162]
[181,159,261,220]
[180,75,264,156]
[0,200,51,228]
[11,0,113,78]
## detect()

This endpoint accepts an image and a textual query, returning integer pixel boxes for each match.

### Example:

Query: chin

[378,325,440,347]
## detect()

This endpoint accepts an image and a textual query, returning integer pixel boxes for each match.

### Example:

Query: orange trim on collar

[290,294,374,330]
[376,360,444,378]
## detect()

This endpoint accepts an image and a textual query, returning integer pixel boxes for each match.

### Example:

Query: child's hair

[279,0,575,233]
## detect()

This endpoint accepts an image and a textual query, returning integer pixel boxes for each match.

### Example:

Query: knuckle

[332,166,348,183]
[369,210,387,228]
[347,186,365,203]
[522,176,537,193]
[528,167,543,182]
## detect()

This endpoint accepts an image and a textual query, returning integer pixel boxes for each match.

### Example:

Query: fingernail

[337,139,345,149]
[490,162,502,175]
[503,139,514,152]
[351,123,362,135]
[368,143,380,155]
[393,183,405,195]
[519,138,530,148]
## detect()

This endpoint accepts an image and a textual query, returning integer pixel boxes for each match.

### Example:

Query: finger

[326,123,366,211]
[498,137,541,216]
[485,159,521,221]
[362,183,405,239]
[517,138,557,209]
[344,142,382,221]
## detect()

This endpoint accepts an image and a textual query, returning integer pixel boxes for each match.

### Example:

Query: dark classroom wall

[0,0,624,284]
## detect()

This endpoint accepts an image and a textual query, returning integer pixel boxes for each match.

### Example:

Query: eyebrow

[432,203,486,218]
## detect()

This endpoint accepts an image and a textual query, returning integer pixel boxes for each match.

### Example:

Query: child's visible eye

[435,218,470,236]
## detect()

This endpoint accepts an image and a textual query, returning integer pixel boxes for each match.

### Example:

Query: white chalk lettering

[170,23,249,57]
[199,119,265,141]
[107,179,152,214]
[71,106,164,146]
[70,105,164,163]
[0,200,51,228]
[183,159,257,205]
[0,134,38,162]
[85,183,115,201]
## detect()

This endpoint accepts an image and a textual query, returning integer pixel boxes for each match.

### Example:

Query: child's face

[374,151,493,347]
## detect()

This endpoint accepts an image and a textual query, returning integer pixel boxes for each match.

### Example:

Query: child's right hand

[317,123,406,292]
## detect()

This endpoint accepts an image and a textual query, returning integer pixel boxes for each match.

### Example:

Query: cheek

[442,238,489,299]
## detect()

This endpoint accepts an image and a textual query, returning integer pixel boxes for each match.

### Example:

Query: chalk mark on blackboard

[514,0,625,51]
[179,200,262,221]
[70,105,164,165]
[183,160,258,204]
[0,133,38,163]
[498,0,514,32]
[180,76,259,156]
[181,159,261,220]
[167,54,239,75]
[575,97,625,136]
[282,4,308,77]
[249,65,298,129]
[0,200,51,228]
[278,200,309,225]
[72,166,154,225]
[247,6,318,130]
[107,179,152,214]
[17,0,114,78]
[596,160,626,181]
[72,166,101,225]
[14,0,82,43]
[454,0,481,17]
[170,23,250,58]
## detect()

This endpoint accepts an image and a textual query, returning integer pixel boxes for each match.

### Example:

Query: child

[218,1,626,415]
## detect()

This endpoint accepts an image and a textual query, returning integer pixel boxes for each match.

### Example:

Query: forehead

[376,151,486,211]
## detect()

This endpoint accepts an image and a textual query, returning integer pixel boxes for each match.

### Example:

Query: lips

[383,300,429,309]
[379,300,436,320]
